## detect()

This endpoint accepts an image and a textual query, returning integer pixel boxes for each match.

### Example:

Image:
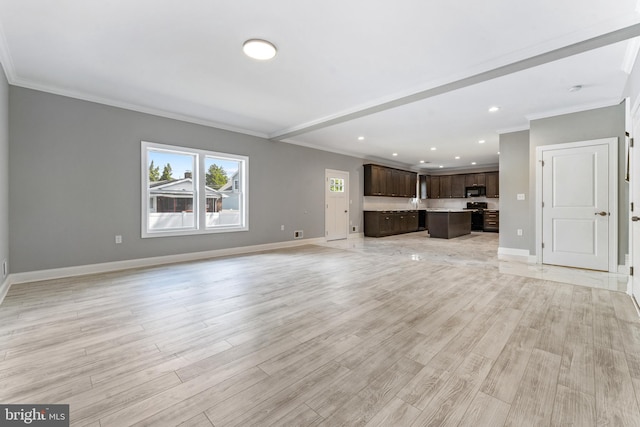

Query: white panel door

[325,169,349,241]
[632,112,640,306]
[542,144,609,271]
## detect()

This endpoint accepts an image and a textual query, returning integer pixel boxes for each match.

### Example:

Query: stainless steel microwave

[465,186,486,197]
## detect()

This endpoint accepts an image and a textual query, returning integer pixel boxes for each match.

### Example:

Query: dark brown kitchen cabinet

[451,174,466,198]
[465,173,486,187]
[364,211,419,237]
[439,175,452,198]
[486,172,499,198]
[483,210,499,231]
[429,176,440,198]
[364,164,417,198]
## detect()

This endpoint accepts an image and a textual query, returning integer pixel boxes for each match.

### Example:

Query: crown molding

[0,20,15,82]
[496,125,531,135]
[525,98,622,121]
[11,77,271,139]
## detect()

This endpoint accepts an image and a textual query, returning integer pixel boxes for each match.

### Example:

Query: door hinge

[631,138,635,148]
[632,202,635,212]
[542,242,545,249]
[541,160,545,167]
[631,266,634,276]
[542,201,544,208]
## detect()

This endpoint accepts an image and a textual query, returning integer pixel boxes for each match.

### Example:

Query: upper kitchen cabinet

[465,173,486,187]
[451,174,466,198]
[439,175,452,198]
[364,164,416,198]
[486,172,499,198]
[429,176,441,199]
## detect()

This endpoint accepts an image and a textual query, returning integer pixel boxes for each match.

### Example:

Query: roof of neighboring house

[149,178,225,197]
[218,170,239,192]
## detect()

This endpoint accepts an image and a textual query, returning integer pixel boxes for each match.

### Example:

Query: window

[330,177,345,192]
[142,141,248,237]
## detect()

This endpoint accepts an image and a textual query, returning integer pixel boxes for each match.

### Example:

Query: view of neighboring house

[218,170,240,211]
[148,171,240,230]
[149,172,224,213]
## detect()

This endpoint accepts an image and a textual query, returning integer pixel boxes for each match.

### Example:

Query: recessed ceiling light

[358,136,365,141]
[420,160,425,164]
[488,106,500,113]
[439,165,444,168]
[455,156,460,159]
[471,162,477,165]
[392,153,398,156]
[243,39,277,60]
[497,151,500,155]
[430,147,437,151]
[478,140,486,144]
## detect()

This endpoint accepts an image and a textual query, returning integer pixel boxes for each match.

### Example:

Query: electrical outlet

[280,225,285,231]
[2,259,7,278]
[352,226,359,232]
[115,235,123,244]
[517,229,523,236]
[294,230,303,239]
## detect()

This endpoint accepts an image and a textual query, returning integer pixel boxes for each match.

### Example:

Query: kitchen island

[427,210,471,239]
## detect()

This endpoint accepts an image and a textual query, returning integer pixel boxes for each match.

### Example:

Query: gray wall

[498,130,530,252]
[0,66,8,280]
[528,102,628,263]
[9,87,364,273]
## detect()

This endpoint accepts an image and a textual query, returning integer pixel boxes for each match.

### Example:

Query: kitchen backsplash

[363,196,498,211]
[363,196,427,211]
[427,197,499,210]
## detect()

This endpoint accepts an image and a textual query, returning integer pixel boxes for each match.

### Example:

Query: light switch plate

[517,193,525,200]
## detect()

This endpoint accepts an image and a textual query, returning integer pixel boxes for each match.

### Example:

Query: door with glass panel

[325,169,349,241]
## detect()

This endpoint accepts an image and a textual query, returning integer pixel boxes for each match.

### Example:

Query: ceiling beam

[269,23,640,142]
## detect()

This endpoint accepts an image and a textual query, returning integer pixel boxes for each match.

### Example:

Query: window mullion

[197,152,206,231]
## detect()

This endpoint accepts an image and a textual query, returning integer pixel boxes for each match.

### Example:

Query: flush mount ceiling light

[242,39,277,60]
[488,106,500,113]
[478,139,486,144]
[471,162,477,165]
[420,160,425,164]
[358,136,365,141]
[430,147,437,151]
[455,156,460,159]
[392,153,398,156]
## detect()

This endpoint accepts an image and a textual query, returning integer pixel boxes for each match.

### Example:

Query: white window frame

[141,141,249,238]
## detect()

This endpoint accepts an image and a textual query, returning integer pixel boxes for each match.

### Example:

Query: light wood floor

[1,232,639,426]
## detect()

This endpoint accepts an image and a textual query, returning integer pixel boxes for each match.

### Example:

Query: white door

[325,169,349,241]
[631,110,640,305]
[541,143,611,271]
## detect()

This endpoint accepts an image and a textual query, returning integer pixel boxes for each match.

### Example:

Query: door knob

[344,210,348,213]
[633,216,640,222]
[595,211,608,216]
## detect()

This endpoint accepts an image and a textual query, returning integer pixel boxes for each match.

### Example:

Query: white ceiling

[0,1,639,170]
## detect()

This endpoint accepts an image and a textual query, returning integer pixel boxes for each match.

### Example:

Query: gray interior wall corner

[528,102,628,264]
[0,66,8,279]
[8,87,365,273]
[499,130,530,252]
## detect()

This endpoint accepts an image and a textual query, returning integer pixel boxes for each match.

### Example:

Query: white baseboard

[497,247,533,263]
[0,275,11,306]
[9,237,327,286]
